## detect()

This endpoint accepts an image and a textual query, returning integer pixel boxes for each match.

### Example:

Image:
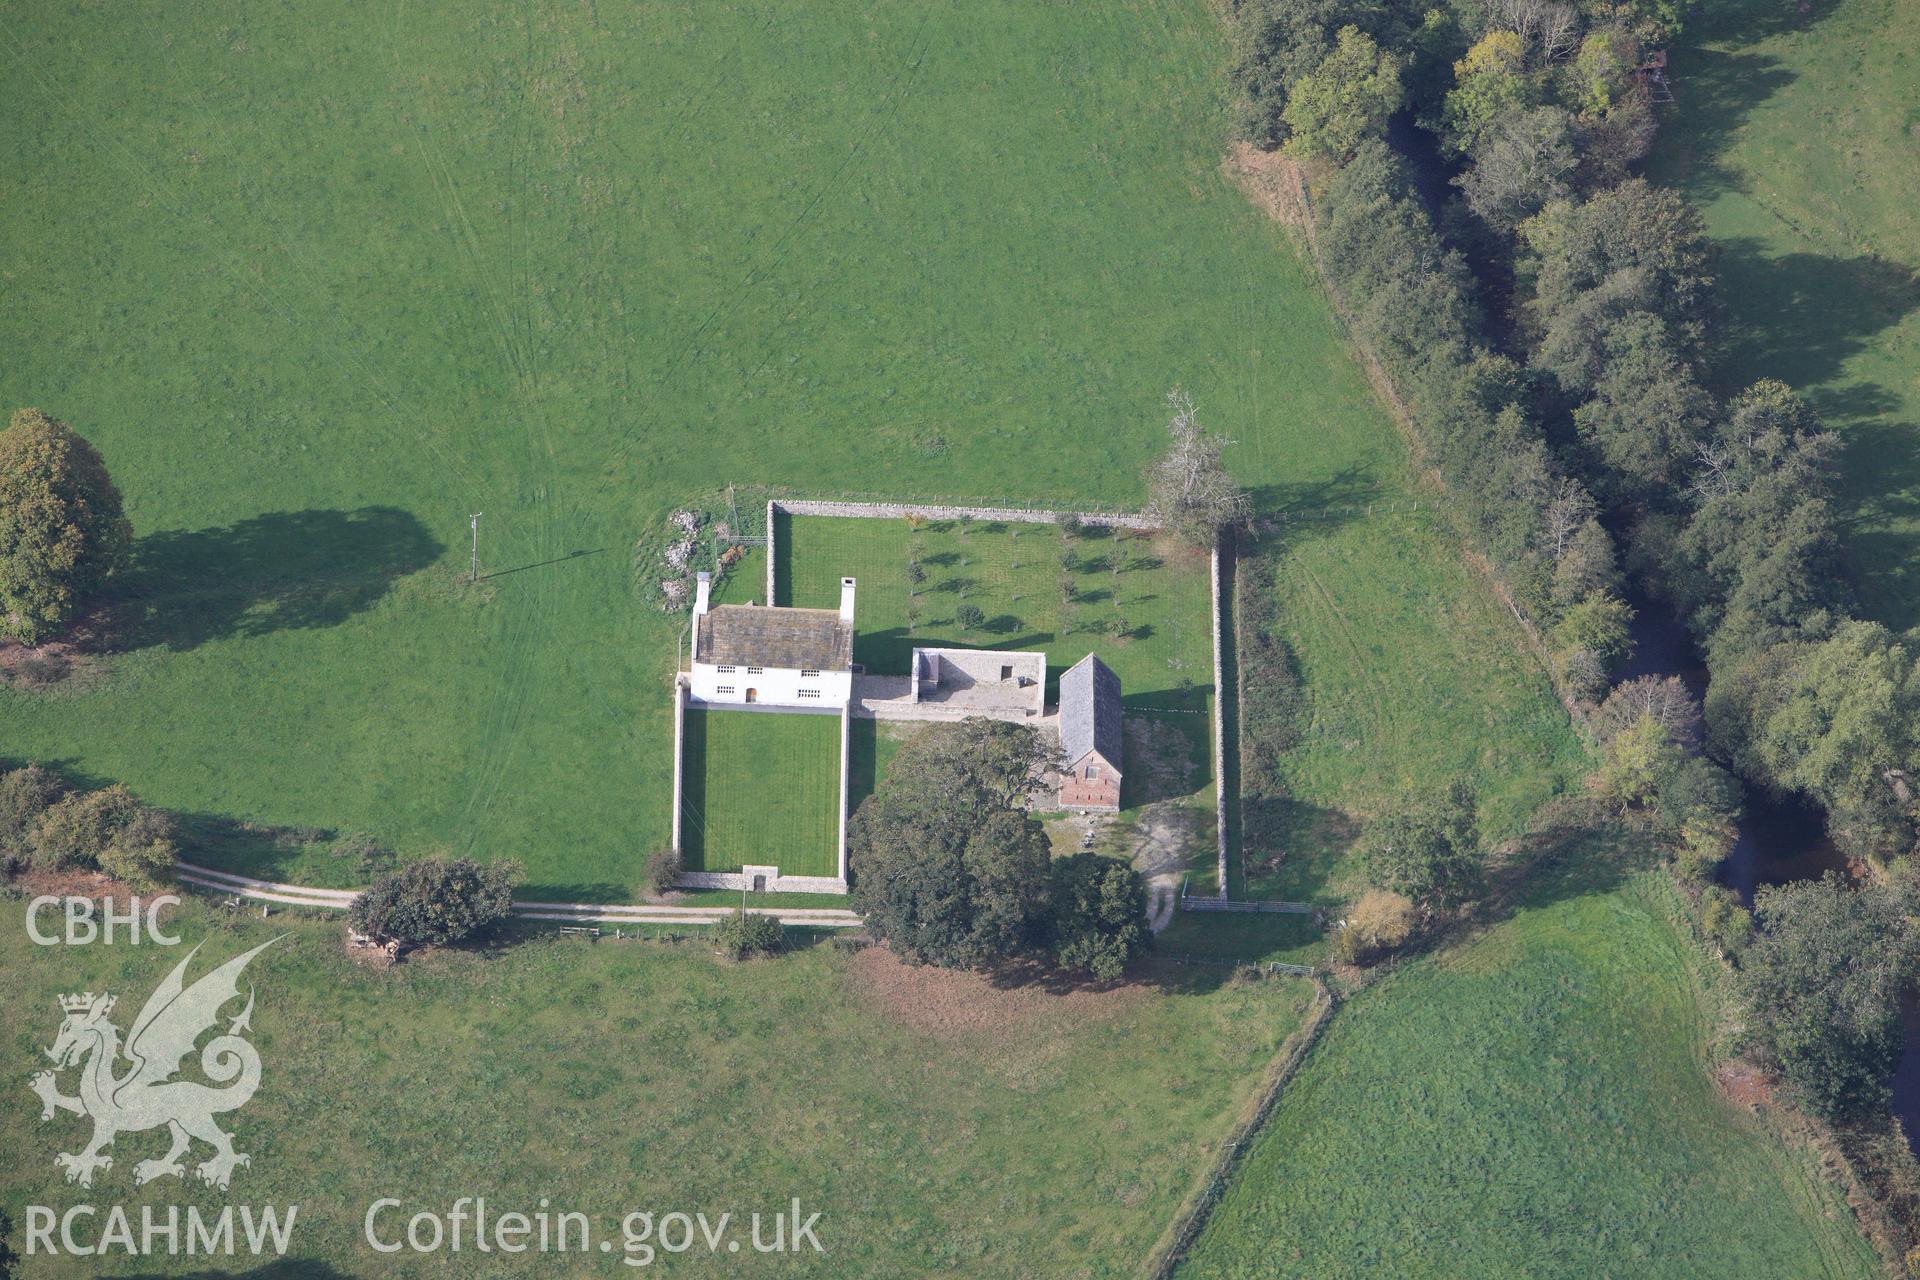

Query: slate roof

[696,605,853,671]
[1059,654,1122,768]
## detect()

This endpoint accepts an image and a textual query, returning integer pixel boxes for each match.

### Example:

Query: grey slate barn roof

[1059,654,1122,767]
[696,605,853,671]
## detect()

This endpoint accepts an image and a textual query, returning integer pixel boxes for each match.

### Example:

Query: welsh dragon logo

[29,937,281,1190]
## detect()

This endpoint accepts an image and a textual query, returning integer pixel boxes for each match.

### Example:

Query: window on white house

[716,686,735,695]
[798,689,819,699]
[747,666,764,675]
[801,669,821,678]
[717,664,737,673]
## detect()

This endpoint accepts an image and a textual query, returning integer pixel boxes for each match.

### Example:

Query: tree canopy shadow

[1714,241,1920,396]
[112,507,443,652]
[1646,0,1852,204]
[1650,46,1797,202]
[1246,465,1379,521]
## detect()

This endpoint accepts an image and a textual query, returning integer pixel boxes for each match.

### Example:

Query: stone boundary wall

[766,495,1236,895]
[766,498,777,603]
[1209,535,1231,896]
[771,497,1158,530]
[676,870,849,895]
[838,704,852,881]
[1145,979,1337,1279]
[670,676,688,852]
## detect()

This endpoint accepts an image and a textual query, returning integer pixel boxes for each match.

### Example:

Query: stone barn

[1057,654,1122,811]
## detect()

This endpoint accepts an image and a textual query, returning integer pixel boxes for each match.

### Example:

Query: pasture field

[1176,841,1880,1279]
[0,900,1313,1278]
[0,0,1579,899]
[678,708,842,877]
[1241,516,1588,903]
[1646,0,1920,628]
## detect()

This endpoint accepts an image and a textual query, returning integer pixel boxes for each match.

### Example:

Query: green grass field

[0,901,1313,1277]
[1242,517,1589,902]
[1178,843,1881,1278]
[679,708,842,878]
[0,0,1579,899]
[1646,0,1920,629]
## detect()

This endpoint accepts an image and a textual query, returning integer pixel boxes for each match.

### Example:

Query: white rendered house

[686,572,855,711]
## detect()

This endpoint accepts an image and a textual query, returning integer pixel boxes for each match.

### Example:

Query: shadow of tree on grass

[112,507,443,652]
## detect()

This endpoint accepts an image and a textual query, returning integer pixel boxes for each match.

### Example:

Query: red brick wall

[1058,756,1121,811]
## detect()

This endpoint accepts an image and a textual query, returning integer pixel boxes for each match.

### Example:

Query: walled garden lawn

[777,512,1215,706]
[679,709,841,878]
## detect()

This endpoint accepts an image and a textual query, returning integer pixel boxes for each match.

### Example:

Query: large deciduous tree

[1708,620,1920,860]
[1359,780,1484,910]
[1521,180,1716,354]
[1282,25,1404,161]
[1743,874,1915,1119]
[1227,0,1390,147]
[1569,311,1714,495]
[348,857,521,948]
[1047,853,1151,980]
[1674,380,1847,660]
[1439,31,1533,155]
[1457,105,1577,233]
[850,719,1056,969]
[0,408,132,644]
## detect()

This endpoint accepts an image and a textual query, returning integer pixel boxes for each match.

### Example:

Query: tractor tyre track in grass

[1286,546,1393,740]
[0,14,495,500]
[598,14,935,480]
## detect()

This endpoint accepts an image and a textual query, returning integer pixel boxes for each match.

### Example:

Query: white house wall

[688,661,852,709]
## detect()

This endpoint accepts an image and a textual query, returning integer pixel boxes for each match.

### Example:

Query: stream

[1621,604,1920,1148]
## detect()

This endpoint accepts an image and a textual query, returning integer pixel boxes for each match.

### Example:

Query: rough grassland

[1646,0,1920,628]
[1177,853,1879,1279]
[0,0,1578,898]
[0,903,1310,1278]
[679,708,841,877]
[1243,516,1587,903]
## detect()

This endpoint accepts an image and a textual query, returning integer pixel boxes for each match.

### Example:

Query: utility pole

[469,513,483,583]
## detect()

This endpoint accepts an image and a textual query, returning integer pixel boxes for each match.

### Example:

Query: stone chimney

[694,570,712,617]
[839,576,856,623]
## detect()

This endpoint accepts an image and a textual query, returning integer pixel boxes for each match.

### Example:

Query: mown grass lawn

[1646,0,1920,630]
[778,513,1216,705]
[680,709,841,878]
[786,511,1220,808]
[1177,843,1880,1279]
[0,0,1578,899]
[0,902,1312,1277]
